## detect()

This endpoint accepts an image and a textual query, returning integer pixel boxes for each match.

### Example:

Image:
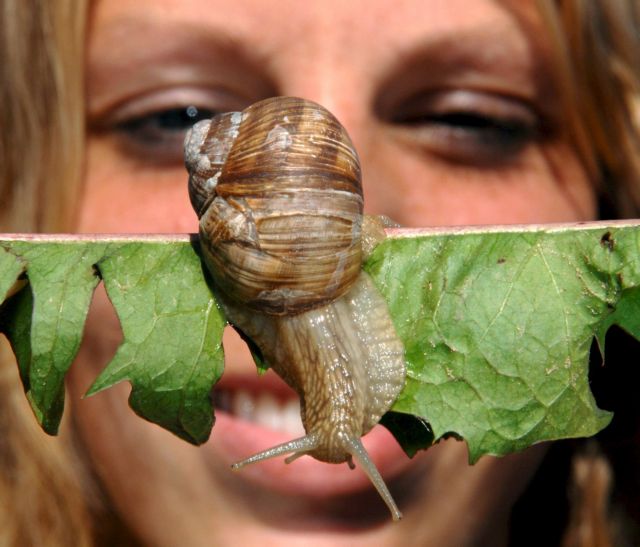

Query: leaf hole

[600,231,615,251]
[439,431,463,442]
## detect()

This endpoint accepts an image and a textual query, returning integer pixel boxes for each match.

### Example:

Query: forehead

[89,0,546,69]
[87,0,553,120]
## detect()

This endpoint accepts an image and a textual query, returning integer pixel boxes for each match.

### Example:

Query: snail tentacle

[231,433,320,470]
[341,435,403,521]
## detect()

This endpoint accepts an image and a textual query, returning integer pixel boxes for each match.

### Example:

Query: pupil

[158,106,213,130]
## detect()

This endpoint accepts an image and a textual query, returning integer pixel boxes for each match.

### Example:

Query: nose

[278,75,390,218]
[279,70,369,144]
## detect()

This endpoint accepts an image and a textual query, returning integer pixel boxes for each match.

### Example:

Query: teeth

[216,388,305,436]
[254,392,281,431]
[232,389,255,420]
[282,399,305,436]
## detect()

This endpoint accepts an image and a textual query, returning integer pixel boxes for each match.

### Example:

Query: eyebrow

[88,15,267,68]
[88,11,556,116]
[372,19,558,118]
[399,26,551,90]
[86,15,276,113]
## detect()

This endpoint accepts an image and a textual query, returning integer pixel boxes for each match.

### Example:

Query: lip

[208,371,413,499]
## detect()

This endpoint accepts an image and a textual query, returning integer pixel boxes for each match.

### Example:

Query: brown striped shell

[185,97,363,315]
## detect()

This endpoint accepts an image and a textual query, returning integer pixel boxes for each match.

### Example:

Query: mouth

[209,370,413,502]
[212,374,305,437]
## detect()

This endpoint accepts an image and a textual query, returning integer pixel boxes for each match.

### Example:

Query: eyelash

[109,105,220,163]
[387,92,543,165]
[102,93,543,168]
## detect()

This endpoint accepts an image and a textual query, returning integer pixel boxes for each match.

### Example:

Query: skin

[68,0,597,545]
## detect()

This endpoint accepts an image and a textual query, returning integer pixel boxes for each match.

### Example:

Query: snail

[185,96,406,520]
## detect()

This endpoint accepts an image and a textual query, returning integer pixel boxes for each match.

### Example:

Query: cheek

[77,139,199,233]
[82,133,596,234]
[361,140,596,227]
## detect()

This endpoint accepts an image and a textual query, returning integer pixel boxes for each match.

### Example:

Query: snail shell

[186,97,406,520]
[186,96,363,315]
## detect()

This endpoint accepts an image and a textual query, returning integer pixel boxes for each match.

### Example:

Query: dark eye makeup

[97,95,544,169]
[383,88,547,166]
[89,83,261,165]
[111,105,218,163]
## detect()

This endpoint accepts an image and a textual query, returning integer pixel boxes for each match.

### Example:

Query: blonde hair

[539,0,640,217]
[0,0,86,232]
[0,0,94,545]
[0,1,638,545]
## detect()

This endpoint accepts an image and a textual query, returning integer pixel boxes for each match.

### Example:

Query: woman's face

[69,0,595,545]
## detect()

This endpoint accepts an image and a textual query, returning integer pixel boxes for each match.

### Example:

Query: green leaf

[0,242,104,433]
[234,326,269,375]
[2,287,35,396]
[0,222,638,460]
[0,237,225,444]
[87,242,225,444]
[0,245,25,299]
[365,223,637,461]
[0,245,30,392]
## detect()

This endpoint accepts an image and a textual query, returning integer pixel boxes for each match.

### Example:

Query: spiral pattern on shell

[185,97,364,315]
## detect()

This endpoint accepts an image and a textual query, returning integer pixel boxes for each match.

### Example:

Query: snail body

[185,97,406,520]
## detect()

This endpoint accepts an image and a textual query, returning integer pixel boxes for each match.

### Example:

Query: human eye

[114,105,217,161]
[90,90,249,165]
[386,89,545,165]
